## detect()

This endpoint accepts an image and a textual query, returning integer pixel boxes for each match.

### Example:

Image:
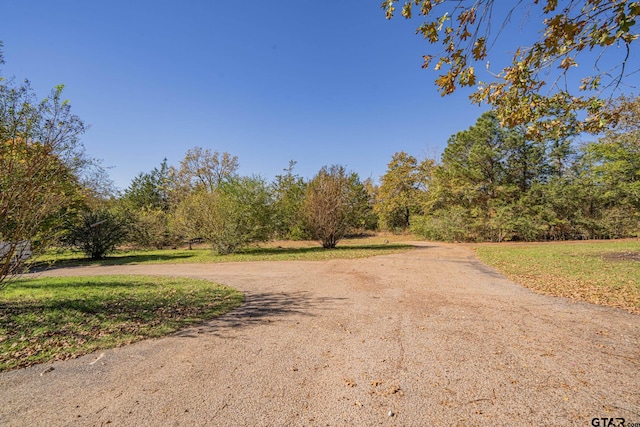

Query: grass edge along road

[6,239,637,373]
[0,275,243,371]
[474,239,640,315]
[36,241,414,268]
[2,238,410,372]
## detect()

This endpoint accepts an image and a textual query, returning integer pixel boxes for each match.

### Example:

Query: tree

[375,152,433,231]
[172,192,210,248]
[303,165,371,249]
[583,95,640,228]
[271,161,308,240]
[546,135,576,179]
[382,0,640,137]
[411,105,640,242]
[437,111,507,206]
[503,127,547,193]
[177,147,239,193]
[126,207,172,249]
[0,74,87,285]
[120,159,176,249]
[122,158,171,212]
[361,178,381,231]
[417,111,555,241]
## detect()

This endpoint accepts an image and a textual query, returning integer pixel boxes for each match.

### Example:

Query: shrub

[303,165,371,249]
[173,177,272,254]
[67,209,127,259]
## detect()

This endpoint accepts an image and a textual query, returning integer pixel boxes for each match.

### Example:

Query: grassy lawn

[474,240,640,314]
[35,237,413,268]
[0,275,243,371]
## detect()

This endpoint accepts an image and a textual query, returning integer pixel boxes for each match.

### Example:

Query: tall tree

[271,161,308,240]
[0,77,87,285]
[546,136,576,179]
[420,111,551,241]
[122,158,171,212]
[503,128,547,194]
[382,1,640,136]
[375,152,433,231]
[177,147,238,192]
[437,111,507,206]
[584,95,640,213]
[414,105,640,242]
[120,159,175,248]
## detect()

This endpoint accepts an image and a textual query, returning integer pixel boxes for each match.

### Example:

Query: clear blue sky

[3,1,635,190]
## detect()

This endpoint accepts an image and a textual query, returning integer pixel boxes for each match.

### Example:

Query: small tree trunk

[322,234,337,249]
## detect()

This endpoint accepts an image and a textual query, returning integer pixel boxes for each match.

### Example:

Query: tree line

[1,49,638,286]
[64,93,640,263]
[109,153,378,256]
[379,98,640,242]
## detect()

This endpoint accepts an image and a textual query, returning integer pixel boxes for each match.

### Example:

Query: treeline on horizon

[103,95,639,252]
[2,68,638,263]
[393,100,639,242]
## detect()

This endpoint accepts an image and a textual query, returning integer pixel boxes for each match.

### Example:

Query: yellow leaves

[435,71,457,95]
[459,66,476,87]
[421,54,433,69]
[437,11,449,30]
[457,7,477,25]
[401,2,412,19]
[381,0,395,19]
[385,0,636,137]
[543,0,558,13]
[3,138,20,147]
[423,0,441,16]
[460,26,472,40]
[558,57,577,70]
[472,37,486,60]
[579,75,600,91]
[417,22,438,42]
[445,40,455,52]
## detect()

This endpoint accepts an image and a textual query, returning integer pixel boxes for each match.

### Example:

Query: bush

[410,207,471,242]
[127,207,173,249]
[173,177,272,254]
[67,209,127,259]
[303,165,371,249]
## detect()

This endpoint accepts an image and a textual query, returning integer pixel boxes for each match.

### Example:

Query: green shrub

[67,209,127,259]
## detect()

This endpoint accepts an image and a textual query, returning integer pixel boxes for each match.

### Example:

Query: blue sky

[3,1,636,190]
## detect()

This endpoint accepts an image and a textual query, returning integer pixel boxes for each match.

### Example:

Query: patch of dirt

[602,251,640,262]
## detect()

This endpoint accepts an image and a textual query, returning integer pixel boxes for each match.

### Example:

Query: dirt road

[1,243,638,426]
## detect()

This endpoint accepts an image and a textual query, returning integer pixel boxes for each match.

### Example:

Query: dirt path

[1,243,638,426]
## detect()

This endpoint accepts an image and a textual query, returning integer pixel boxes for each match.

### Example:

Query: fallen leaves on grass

[474,242,640,314]
[0,276,243,371]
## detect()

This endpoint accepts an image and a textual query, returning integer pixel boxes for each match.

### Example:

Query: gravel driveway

[1,243,638,426]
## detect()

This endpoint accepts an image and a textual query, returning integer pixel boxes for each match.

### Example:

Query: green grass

[0,275,243,371]
[35,240,413,268]
[474,240,640,314]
